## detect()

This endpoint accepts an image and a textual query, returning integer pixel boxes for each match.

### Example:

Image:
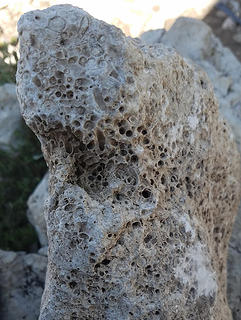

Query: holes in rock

[104,96,110,103]
[50,76,56,84]
[119,127,125,135]
[87,141,95,149]
[55,91,61,97]
[143,137,149,145]
[55,71,64,78]
[33,76,41,87]
[110,70,118,79]
[119,106,125,113]
[69,281,77,289]
[84,121,95,130]
[79,57,86,65]
[67,91,74,99]
[131,155,138,162]
[158,160,164,166]
[142,189,151,198]
[161,175,166,185]
[144,234,152,243]
[126,130,133,137]
[68,56,77,64]
[101,259,111,266]
[132,221,140,229]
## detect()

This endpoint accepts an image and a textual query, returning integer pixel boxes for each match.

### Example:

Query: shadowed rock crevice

[16,5,240,320]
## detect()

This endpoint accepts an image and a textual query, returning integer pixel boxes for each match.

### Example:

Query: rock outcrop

[17,5,240,319]
[0,84,22,151]
[141,17,241,319]
[27,172,49,247]
[0,249,47,320]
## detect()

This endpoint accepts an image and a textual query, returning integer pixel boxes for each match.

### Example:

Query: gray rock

[0,83,22,151]
[27,172,49,247]
[140,29,166,45]
[17,5,240,319]
[0,249,47,320]
[141,17,241,320]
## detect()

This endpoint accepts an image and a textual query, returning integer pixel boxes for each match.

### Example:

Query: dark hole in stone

[119,127,125,135]
[101,259,111,266]
[144,234,152,243]
[119,106,124,112]
[143,138,149,144]
[132,221,140,229]
[69,281,77,289]
[87,141,95,149]
[96,128,106,151]
[126,130,133,137]
[67,91,74,99]
[142,189,151,198]
[131,155,138,162]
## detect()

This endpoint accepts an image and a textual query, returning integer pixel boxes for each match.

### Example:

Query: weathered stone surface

[0,83,22,151]
[27,172,49,247]
[141,17,241,319]
[0,249,47,320]
[17,5,240,319]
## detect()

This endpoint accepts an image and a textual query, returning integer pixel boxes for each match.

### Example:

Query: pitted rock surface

[16,5,241,320]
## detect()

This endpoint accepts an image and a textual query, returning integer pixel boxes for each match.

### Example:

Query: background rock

[0,83,22,151]
[27,172,49,247]
[141,17,241,319]
[0,0,217,41]
[0,249,47,320]
[17,5,240,319]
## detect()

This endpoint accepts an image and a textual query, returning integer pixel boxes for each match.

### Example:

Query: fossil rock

[141,17,241,319]
[27,172,49,247]
[17,5,240,319]
[0,249,47,320]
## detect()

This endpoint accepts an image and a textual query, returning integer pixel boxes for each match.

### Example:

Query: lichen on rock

[16,5,240,319]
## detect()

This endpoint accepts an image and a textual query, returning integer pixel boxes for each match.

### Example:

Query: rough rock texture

[16,5,240,320]
[0,249,47,320]
[27,172,49,247]
[0,83,22,151]
[141,17,241,319]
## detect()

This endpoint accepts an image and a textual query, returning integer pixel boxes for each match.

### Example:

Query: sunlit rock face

[17,5,240,320]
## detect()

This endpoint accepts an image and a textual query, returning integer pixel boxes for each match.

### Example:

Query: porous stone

[27,172,49,247]
[141,18,241,319]
[16,5,240,319]
[0,83,22,151]
[0,249,47,320]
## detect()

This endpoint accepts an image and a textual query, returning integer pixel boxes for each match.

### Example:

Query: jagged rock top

[17,5,240,320]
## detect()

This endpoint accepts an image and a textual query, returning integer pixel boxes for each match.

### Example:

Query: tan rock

[17,5,240,319]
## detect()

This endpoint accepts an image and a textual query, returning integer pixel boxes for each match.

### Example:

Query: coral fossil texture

[16,5,240,320]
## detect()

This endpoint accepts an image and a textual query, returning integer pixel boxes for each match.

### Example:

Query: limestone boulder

[141,17,241,319]
[0,83,22,151]
[27,172,49,247]
[17,5,240,319]
[0,249,47,320]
